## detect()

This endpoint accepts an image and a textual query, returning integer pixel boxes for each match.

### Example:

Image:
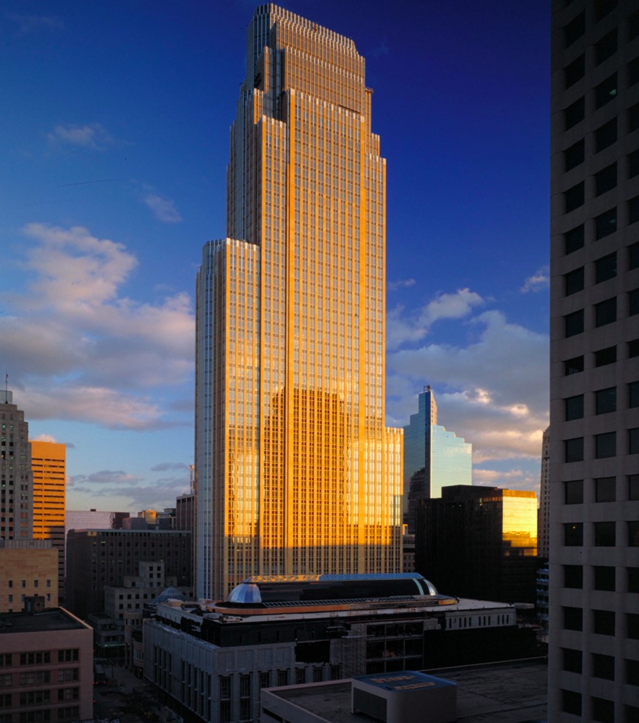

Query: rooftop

[0,607,90,635]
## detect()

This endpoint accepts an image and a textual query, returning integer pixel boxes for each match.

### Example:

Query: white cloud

[9,14,64,35]
[387,278,416,292]
[73,470,145,485]
[29,433,58,443]
[521,266,549,293]
[2,224,194,430]
[151,462,189,472]
[47,123,114,151]
[142,191,183,224]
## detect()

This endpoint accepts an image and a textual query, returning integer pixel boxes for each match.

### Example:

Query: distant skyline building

[538,426,550,559]
[0,390,32,540]
[403,387,472,532]
[30,440,66,599]
[195,4,402,599]
[549,1,639,720]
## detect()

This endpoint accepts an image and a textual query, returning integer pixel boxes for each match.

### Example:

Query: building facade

[403,388,472,532]
[0,390,32,541]
[549,1,639,720]
[415,485,538,604]
[0,542,58,613]
[30,441,66,599]
[195,4,403,600]
[65,529,192,620]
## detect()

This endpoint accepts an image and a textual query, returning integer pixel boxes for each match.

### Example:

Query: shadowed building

[195,3,403,600]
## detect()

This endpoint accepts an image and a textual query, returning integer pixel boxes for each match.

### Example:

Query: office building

[65,509,129,536]
[195,4,403,600]
[403,387,472,532]
[30,440,66,599]
[65,528,192,619]
[549,1,639,720]
[538,426,551,559]
[0,540,58,612]
[0,605,93,722]
[415,485,538,604]
[144,573,536,723]
[0,390,32,540]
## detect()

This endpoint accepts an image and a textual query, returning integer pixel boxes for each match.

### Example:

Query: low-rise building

[0,541,58,613]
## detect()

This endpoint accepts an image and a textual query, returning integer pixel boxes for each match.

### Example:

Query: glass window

[629,150,639,180]
[564,12,585,47]
[565,480,584,504]
[629,339,639,358]
[595,163,617,196]
[562,648,582,673]
[565,140,585,171]
[596,432,616,458]
[596,208,617,239]
[629,613,639,639]
[595,252,616,283]
[630,196,639,226]
[593,653,615,680]
[628,567,639,593]
[595,73,618,108]
[565,438,584,462]
[565,55,585,88]
[565,395,584,420]
[595,29,617,65]
[565,355,585,374]
[630,9,639,42]
[562,690,581,716]
[564,565,583,588]
[565,267,584,295]
[592,697,614,722]
[628,521,639,547]
[565,97,585,130]
[630,428,639,454]
[594,0,618,22]
[564,522,583,546]
[596,387,616,414]
[593,609,615,635]
[565,310,584,337]
[595,118,617,152]
[593,566,616,591]
[630,102,639,133]
[630,289,639,316]
[595,477,616,502]
[595,346,616,367]
[563,606,583,631]
[629,57,639,87]
[595,297,617,327]
[565,182,585,212]
[626,658,639,686]
[594,521,616,547]
[629,475,639,501]
[565,224,584,254]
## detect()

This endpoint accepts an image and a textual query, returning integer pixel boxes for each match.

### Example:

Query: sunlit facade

[195,4,402,600]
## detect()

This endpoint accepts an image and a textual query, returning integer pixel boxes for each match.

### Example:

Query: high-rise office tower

[538,426,551,559]
[549,2,639,721]
[195,4,403,600]
[403,387,472,532]
[30,440,66,598]
[0,390,32,540]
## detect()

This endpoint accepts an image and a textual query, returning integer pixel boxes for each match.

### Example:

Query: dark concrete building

[65,529,192,620]
[415,485,538,604]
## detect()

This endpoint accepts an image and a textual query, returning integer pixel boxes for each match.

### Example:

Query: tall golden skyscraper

[30,440,66,598]
[196,4,402,600]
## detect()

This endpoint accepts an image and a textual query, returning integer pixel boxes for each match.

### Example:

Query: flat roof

[355,671,456,692]
[265,660,547,723]
[0,608,90,635]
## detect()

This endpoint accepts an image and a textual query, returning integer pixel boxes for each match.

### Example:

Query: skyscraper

[30,440,66,599]
[403,387,472,532]
[195,4,403,600]
[538,426,550,559]
[0,390,32,541]
[549,1,639,720]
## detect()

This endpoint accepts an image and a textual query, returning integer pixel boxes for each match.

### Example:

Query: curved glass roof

[226,573,438,605]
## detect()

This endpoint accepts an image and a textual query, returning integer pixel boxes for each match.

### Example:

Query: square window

[629,57,639,87]
[565,522,583,546]
[565,224,585,254]
[595,477,616,502]
[595,297,617,327]
[564,13,585,47]
[565,267,584,295]
[593,609,615,635]
[564,565,583,588]
[565,438,584,462]
[630,428,639,454]
[565,55,585,88]
[596,387,616,414]
[594,521,616,547]
[629,521,639,547]
[629,339,639,358]
[565,97,585,130]
[565,182,585,212]
[629,567,639,593]
[629,613,639,639]
[631,243,639,270]
[565,395,584,420]
[565,140,585,171]
[565,310,584,337]
[592,696,615,722]
[629,475,639,501]
[626,658,639,686]
[595,29,617,65]
[595,119,617,153]
[630,196,639,226]
[562,648,582,673]
[595,346,616,367]
[594,0,618,22]
[595,163,617,196]
[565,355,585,374]
[595,252,616,283]
[593,566,616,591]
[563,606,583,631]
[595,73,618,108]
[629,150,639,180]
[562,690,581,716]
[565,480,584,504]
[630,9,639,42]
[630,102,639,133]
[596,208,617,239]
[593,653,615,680]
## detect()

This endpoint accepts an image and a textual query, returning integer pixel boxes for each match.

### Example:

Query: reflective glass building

[195,4,403,601]
[403,388,472,531]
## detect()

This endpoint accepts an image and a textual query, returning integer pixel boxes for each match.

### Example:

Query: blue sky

[0,0,550,512]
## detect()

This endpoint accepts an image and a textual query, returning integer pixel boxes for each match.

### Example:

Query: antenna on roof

[4,373,7,402]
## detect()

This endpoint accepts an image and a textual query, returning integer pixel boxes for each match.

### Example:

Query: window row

[562,646,639,686]
[563,520,639,547]
[563,607,639,638]
[565,429,639,461]
[564,337,639,375]
[562,563,639,591]
[564,7,639,50]
[565,242,639,289]
[564,290,639,337]
[564,53,639,94]
[565,93,639,136]
[564,382,639,419]
[563,201,639,257]
[561,687,638,723]
[564,475,639,503]
[565,155,639,210]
